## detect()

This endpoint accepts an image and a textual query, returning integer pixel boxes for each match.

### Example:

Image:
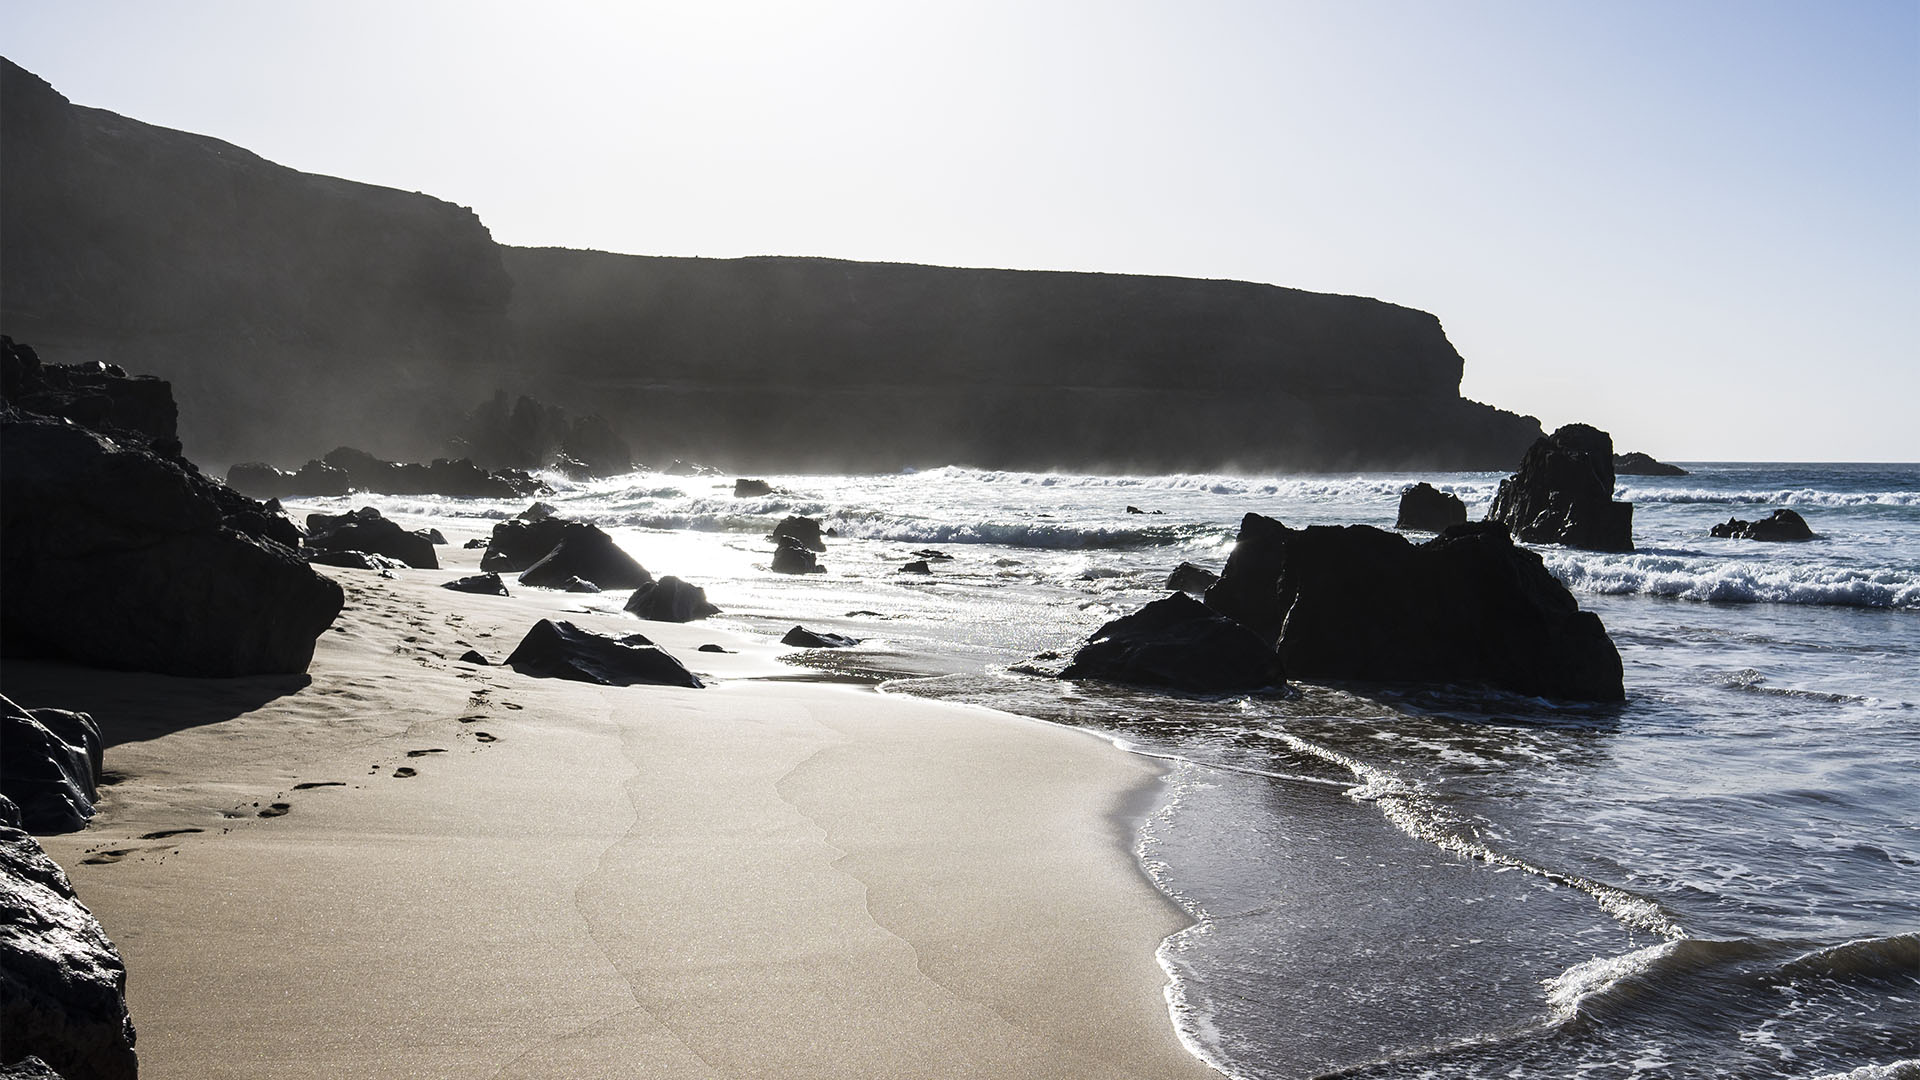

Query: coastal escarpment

[501,246,1543,472]
[0,58,515,466]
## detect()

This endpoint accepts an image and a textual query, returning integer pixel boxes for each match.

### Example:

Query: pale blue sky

[6,0,1915,461]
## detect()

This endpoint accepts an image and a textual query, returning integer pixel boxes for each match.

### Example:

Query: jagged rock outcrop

[0,697,102,834]
[1711,509,1814,542]
[303,507,438,570]
[624,577,720,623]
[1395,482,1468,532]
[1614,451,1688,476]
[1,410,344,676]
[0,800,139,1080]
[309,447,545,499]
[504,620,702,688]
[1204,517,1622,701]
[1488,424,1634,553]
[1059,592,1284,694]
[2,336,177,455]
[1,58,515,466]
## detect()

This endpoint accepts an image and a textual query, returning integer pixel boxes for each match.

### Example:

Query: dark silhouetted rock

[782,627,860,648]
[1059,593,1284,694]
[911,549,953,561]
[697,644,732,654]
[899,560,932,574]
[771,537,825,575]
[305,549,409,572]
[2,335,176,455]
[1395,482,1468,532]
[1202,513,1294,643]
[426,529,447,545]
[1,413,344,676]
[769,515,827,552]
[516,524,651,590]
[224,459,352,499]
[458,650,489,665]
[442,573,509,596]
[480,515,571,573]
[1,812,139,1080]
[1614,451,1688,476]
[1165,562,1219,594]
[1711,509,1814,542]
[318,446,546,499]
[304,507,438,569]
[624,577,721,623]
[734,479,773,497]
[561,576,601,593]
[504,619,702,688]
[463,537,489,549]
[0,697,101,834]
[1488,424,1634,552]
[453,390,632,477]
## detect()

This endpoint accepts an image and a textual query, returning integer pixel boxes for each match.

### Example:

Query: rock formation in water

[1614,451,1688,477]
[1710,509,1814,542]
[1059,592,1285,694]
[2,58,1545,474]
[1488,424,1635,553]
[1395,482,1468,532]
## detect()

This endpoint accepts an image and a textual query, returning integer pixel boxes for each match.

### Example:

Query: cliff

[0,58,516,465]
[500,247,1541,472]
[2,58,1540,473]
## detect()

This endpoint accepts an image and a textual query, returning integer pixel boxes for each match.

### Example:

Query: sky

[5,0,1916,461]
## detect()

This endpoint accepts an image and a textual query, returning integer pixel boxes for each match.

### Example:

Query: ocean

[333,462,1918,1079]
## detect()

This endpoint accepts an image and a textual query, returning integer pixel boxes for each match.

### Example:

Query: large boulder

[624,577,720,623]
[769,515,827,553]
[1205,517,1622,701]
[1488,423,1634,552]
[303,506,438,569]
[1395,482,1468,532]
[1060,592,1284,694]
[1,413,345,676]
[503,620,702,688]
[3,337,177,455]
[442,572,510,596]
[0,804,139,1080]
[1710,509,1813,542]
[771,536,825,575]
[1165,562,1220,594]
[516,523,651,590]
[1613,451,1688,477]
[0,697,101,834]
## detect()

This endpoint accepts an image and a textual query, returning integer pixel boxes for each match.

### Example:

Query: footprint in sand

[139,827,205,840]
[473,732,498,743]
[457,714,486,724]
[257,803,292,818]
[405,748,446,758]
[393,766,418,778]
[292,781,346,790]
[502,702,523,711]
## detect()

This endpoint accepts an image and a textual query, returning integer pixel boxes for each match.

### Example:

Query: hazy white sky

[6,0,1916,461]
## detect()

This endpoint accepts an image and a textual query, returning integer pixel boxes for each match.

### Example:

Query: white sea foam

[1618,486,1920,507]
[1544,552,1920,610]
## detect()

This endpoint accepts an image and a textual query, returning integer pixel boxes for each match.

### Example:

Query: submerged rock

[771,536,825,574]
[1206,517,1622,701]
[1395,482,1468,532]
[1488,423,1634,552]
[1165,562,1219,594]
[516,523,651,590]
[769,515,827,553]
[503,620,702,688]
[1059,593,1284,694]
[0,806,139,1080]
[734,478,773,497]
[1614,451,1688,476]
[624,577,721,623]
[0,697,101,834]
[781,626,860,648]
[899,560,932,575]
[1710,509,1813,542]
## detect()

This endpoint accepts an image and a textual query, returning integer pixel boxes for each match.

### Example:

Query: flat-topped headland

[2,56,1540,475]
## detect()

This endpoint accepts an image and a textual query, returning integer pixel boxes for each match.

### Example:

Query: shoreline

[15,535,1218,1078]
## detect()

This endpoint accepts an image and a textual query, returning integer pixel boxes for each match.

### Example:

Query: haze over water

[319,460,1920,1078]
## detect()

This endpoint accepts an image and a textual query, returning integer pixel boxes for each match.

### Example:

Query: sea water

[340,462,1919,1078]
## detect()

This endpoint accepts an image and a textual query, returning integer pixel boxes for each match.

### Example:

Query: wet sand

[18,539,1215,1078]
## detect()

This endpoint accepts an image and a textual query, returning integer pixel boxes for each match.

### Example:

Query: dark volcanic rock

[1395,482,1468,532]
[1059,593,1284,694]
[319,446,546,499]
[1488,424,1634,552]
[899,560,932,575]
[304,507,438,569]
[769,515,828,552]
[458,650,489,665]
[1614,451,1688,477]
[1165,562,1220,594]
[1,412,344,676]
[305,549,408,572]
[503,619,702,688]
[0,810,139,1080]
[442,572,509,596]
[516,524,651,590]
[624,577,720,623]
[771,537,825,575]
[1204,517,1621,700]
[0,697,102,834]
[224,459,351,499]
[480,515,571,573]
[734,478,773,497]
[1711,509,1814,542]
[782,627,860,648]
[3,336,177,453]
[561,576,601,593]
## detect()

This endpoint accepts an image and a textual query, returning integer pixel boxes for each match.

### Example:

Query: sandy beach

[11,528,1216,1079]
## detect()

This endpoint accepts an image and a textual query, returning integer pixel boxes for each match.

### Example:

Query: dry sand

[14,539,1218,1078]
